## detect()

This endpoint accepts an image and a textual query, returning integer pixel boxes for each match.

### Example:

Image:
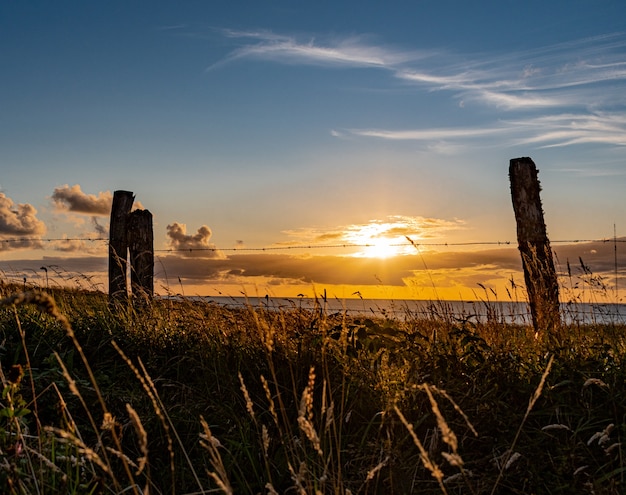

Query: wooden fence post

[509,157,561,337]
[108,190,134,302]
[128,209,154,301]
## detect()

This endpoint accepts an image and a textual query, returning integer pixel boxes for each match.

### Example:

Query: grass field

[0,282,624,494]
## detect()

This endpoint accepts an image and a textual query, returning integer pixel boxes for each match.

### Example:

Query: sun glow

[344,221,417,258]
[358,237,406,258]
[283,215,463,259]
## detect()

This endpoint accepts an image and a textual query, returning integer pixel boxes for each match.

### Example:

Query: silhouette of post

[128,209,154,301]
[509,157,561,337]
[109,190,134,302]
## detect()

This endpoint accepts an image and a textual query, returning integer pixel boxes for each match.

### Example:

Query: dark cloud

[2,236,622,299]
[554,240,624,269]
[157,239,626,293]
[51,184,112,216]
[0,238,44,251]
[0,193,46,250]
[166,222,225,258]
[157,248,519,288]
[48,236,107,255]
[91,217,108,236]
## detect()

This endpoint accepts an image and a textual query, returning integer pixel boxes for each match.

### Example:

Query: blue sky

[1,1,625,299]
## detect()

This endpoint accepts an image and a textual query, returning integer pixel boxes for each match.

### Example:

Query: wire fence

[2,235,626,254]
[2,233,625,324]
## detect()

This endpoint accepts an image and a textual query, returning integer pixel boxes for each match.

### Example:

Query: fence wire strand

[1,236,626,254]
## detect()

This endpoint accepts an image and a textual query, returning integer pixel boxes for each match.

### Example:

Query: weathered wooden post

[108,190,154,305]
[108,190,134,302]
[509,157,561,337]
[128,209,154,301]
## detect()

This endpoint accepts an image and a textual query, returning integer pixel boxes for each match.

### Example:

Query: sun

[344,221,416,258]
[359,237,404,258]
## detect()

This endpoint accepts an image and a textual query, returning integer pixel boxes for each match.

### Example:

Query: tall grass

[0,279,624,494]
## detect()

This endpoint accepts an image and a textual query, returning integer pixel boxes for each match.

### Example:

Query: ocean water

[195,296,626,325]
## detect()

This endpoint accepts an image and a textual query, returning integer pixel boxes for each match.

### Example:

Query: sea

[193,296,626,326]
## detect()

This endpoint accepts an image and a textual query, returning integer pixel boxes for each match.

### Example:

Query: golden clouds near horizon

[281,215,466,259]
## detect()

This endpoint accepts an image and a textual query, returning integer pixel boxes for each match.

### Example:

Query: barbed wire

[0,237,108,243]
[1,236,626,254]
[154,241,515,253]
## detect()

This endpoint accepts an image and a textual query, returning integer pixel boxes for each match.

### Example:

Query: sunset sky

[1,1,625,301]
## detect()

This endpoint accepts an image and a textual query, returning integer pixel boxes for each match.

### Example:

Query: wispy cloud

[208,29,428,71]
[341,110,626,148]
[395,33,626,110]
[552,167,626,178]
[213,29,626,149]
[510,113,626,148]
[345,126,511,141]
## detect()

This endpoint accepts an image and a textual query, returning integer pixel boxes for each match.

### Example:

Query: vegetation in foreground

[0,281,624,494]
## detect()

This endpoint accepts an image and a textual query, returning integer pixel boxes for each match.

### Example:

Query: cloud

[0,193,46,250]
[470,90,571,110]
[51,184,113,216]
[215,30,626,110]
[213,29,626,150]
[553,167,626,178]
[209,30,423,71]
[165,222,226,258]
[48,235,107,255]
[156,237,626,300]
[2,236,621,300]
[268,216,468,259]
[156,247,522,292]
[281,216,464,246]
[0,237,44,252]
[346,126,510,141]
[92,217,108,236]
[343,110,626,148]
[510,113,626,148]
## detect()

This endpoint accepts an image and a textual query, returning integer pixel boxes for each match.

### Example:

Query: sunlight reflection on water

[191,296,626,325]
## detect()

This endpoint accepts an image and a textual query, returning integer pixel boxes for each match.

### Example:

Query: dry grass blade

[199,415,233,495]
[44,426,110,474]
[393,405,448,495]
[297,366,323,457]
[126,404,149,476]
[424,384,478,437]
[238,372,256,422]
[422,385,458,453]
[489,354,554,495]
[111,340,180,491]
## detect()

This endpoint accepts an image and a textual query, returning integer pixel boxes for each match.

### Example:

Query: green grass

[0,281,624,494]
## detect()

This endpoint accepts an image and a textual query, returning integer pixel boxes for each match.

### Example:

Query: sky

[1,1,625,302]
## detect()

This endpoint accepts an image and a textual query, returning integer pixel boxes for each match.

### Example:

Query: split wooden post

[128,209,154,301]
[108,190,134,302]
[509,157,561,336]
[108,190,154,305]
